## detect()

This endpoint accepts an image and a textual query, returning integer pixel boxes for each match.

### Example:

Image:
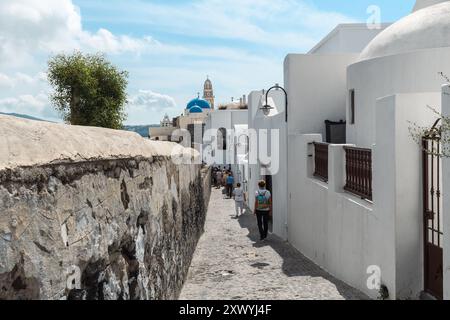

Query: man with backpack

[254,180,272,241]
[226,173,235,199]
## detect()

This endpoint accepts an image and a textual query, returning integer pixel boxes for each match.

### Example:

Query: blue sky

[0,0,415,125]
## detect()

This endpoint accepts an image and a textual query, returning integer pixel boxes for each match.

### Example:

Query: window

[218,128,227,150]
[237,134,248,155]
[246,136,250,154]
[349,89,355,125]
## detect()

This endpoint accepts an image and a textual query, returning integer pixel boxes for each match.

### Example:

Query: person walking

[226,173,235,199]
[212,167,218,187]
[254,180,272,241]
[215,170,223,189]
[222,171,228,188]
[232,183,246,218]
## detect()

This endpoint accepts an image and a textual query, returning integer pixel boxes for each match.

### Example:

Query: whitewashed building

[203,101,248,179]
[249,0,450,299]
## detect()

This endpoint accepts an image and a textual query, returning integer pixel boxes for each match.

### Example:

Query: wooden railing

[344,146,372,201]
[313,142,329,182]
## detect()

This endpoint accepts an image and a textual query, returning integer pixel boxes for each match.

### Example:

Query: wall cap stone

[0,115,199,170]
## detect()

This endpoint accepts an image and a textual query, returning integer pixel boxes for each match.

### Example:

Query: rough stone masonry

[0,115,208,300]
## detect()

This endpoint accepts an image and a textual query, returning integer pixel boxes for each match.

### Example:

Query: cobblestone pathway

[179,188,369,300]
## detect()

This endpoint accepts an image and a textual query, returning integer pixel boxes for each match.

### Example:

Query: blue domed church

[151,77,215,146]
[186,96,211,114]
[186,76,214,114]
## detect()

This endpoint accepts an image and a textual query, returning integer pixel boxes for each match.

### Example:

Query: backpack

[256,190,270,211]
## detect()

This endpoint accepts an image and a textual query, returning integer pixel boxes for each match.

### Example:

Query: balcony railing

[344,147,372,200]
[313,142,329,182]
[344,146,372,201]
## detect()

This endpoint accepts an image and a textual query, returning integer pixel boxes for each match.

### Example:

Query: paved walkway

[179,188,369,300]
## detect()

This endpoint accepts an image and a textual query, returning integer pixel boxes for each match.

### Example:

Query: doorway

[422,131,443,300]
[264,175,273,233]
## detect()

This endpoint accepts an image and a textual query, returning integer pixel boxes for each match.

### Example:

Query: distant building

[150,78,250,167]
[179,94,212,148]
[217,95,248,110]
[203,77,215,110]
[149,86,213,146]
[160,114,172,127]
[203,95,249,181]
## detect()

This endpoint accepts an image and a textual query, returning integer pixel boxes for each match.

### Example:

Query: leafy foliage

[408,106,445,155]
[48,51,128,129]
[408,72,450,157]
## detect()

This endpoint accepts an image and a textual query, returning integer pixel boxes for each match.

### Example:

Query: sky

[0,0,415,125]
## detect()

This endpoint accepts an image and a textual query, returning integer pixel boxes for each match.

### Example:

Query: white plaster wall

[284,54,358,137]
[347,47,450,148]
[375,93,441,299]
[442,84,450,300]
[247,92,262,210]
[310,24,389,54]
[286,92,440,299]
[261,111,287,240]
[288,133,381,298]
[205,109,248,167]
[247,90,288,240]
[338,27,389,54]
[232,124,248,188]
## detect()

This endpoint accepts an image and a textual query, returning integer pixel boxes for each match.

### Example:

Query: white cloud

[0,74,15,88]
[0,93,59,120]
[92,0,356,51]
[79,29,159,54]
[0,0,157,67]
[0,0,358,124]
[126,90,178,125]
[0,72,46,89]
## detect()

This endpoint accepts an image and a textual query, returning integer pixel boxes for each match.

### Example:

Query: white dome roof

[359,1,450,61]
[413,0,449,11]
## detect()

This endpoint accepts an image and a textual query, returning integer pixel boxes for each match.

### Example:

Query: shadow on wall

[236,213,369,300]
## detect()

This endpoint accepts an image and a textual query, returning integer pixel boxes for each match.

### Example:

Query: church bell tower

[203,76,215,110]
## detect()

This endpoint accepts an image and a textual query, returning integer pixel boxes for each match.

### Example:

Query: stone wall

[0,115,208,300]
[201,166,212,212]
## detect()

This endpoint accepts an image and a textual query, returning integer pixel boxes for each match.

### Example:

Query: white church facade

[203,97,249,181]
[247,0,450,300]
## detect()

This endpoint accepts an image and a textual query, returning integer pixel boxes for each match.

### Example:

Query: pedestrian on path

[222,171,228,188]
[212,167,218,187]
[215,170,223,189]
[226,173,235,198]
[233,183,246,218]
[254,180,272,241]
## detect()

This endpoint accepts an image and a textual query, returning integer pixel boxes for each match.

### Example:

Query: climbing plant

[408,72,450,157]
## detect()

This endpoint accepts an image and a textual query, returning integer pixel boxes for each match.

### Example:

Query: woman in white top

[232,183,246,218]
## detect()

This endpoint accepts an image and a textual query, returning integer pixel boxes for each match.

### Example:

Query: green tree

[48,51,128,129]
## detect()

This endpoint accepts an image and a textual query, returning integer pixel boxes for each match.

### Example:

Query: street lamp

[260,83,288,122]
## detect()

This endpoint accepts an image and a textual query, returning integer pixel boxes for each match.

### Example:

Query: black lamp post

[260,84,288,122]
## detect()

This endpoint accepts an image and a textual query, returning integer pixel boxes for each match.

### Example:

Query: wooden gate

[422,123,443,300]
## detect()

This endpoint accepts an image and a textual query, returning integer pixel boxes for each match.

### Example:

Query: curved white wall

[347,47,450,148]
